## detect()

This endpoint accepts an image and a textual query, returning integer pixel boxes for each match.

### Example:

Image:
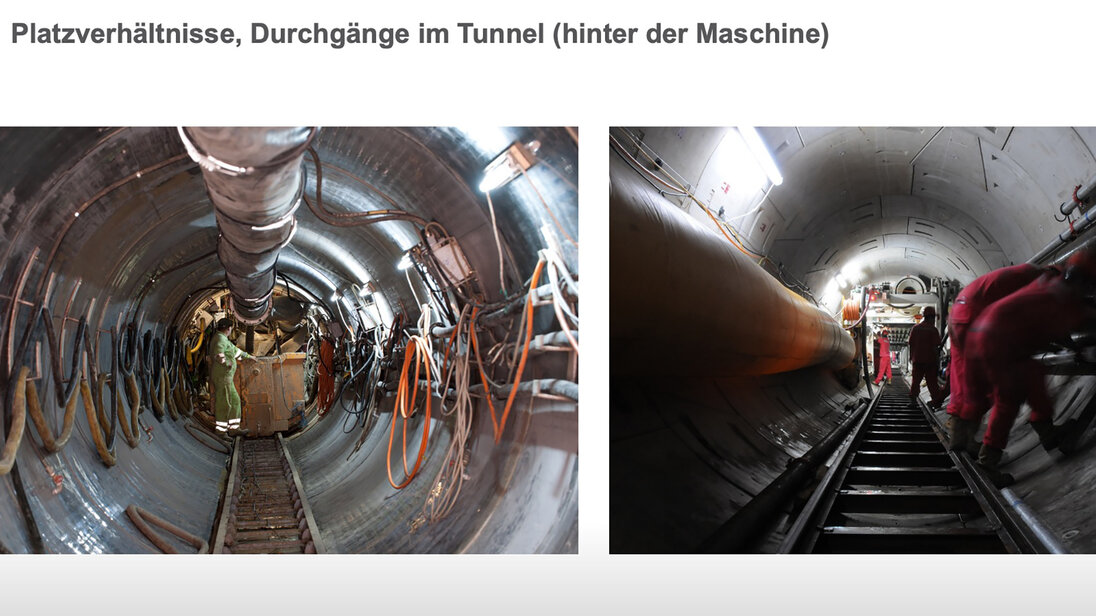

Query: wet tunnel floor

[802,386,1008,553]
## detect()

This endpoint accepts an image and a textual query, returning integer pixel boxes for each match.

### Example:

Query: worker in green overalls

[209,318,253,435]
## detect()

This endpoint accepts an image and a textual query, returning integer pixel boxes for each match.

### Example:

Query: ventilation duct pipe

[180,126,316,323]
[610,163,855,377]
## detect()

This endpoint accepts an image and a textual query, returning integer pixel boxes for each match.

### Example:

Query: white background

[2,0,1095,613]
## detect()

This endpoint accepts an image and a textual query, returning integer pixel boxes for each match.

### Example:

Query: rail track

[212,435,324,554]
[781,383,1054,553]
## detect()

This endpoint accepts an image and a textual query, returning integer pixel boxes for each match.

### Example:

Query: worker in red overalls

[908,306,945,407]
[946,263,1048,454]
[874,329,892,384]
[965,249,1096,487]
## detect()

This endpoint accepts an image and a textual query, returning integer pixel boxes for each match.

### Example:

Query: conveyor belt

[782,384,1032,553]
[212,435,324,554]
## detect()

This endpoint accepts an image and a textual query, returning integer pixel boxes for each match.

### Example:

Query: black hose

[84,324,115,449]
[42,307,86,406]
[103,326,120,449]
[150,336,163,384]
[3,300,46,554]
[164,333,179,388]
[119,324,136,377]
[6,300,43,426]
[135,328,161,421]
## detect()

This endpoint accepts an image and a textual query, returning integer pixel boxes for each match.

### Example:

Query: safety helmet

[1065,248,1096,285]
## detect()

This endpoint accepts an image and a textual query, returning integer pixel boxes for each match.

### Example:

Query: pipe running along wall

[610,165,854,377]
[0,126,578,553]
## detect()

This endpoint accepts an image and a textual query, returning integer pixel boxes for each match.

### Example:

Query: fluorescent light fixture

[839,259,864,286]
[719,131,768,197]
[456,126,511,155]
[820,278,841,309]
[479,142,538,193]
[479,156,518,192]
[397,253,413,271]
[738,127,783,186]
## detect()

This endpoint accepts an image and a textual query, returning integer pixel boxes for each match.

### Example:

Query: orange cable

[496,259,545,443]
[469,307,500,440]
[403,344,424,475]
[440,323,460,383]
[387,338,433,490]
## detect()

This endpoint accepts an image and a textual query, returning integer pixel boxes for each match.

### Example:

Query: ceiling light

[479,141,538,192]
[738,127,783,186]
[456,126,511,155]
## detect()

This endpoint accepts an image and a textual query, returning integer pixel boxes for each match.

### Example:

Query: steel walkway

[782,383,1043,553]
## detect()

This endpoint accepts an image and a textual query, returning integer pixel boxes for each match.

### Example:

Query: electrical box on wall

[428,235,475,286]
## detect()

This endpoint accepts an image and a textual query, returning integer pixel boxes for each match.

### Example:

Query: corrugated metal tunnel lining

[611,127,1096,553]
[0,126,578,553]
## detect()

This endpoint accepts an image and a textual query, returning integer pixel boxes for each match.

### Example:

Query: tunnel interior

[0,126,578,554]
[610,126,1096,553]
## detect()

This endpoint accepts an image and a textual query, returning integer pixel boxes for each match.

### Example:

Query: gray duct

[180,126,317,323]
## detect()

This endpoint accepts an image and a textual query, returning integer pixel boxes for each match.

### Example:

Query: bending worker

[209,318,254,435]
[908,306,944,407]
[873,328,892,385]
[965,249,1096,487]
[945,263,1048,452]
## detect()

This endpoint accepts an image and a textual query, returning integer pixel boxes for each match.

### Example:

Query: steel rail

[697,396,871,553]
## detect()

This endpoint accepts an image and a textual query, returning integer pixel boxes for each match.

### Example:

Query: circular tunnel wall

[0,126,578,554]
[611,126,1096,552]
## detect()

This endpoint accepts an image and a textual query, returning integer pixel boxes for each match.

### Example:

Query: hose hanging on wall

[23,308,86,452]
[387,307,437,490]
[0,367,29,475]
[3,300,44,475]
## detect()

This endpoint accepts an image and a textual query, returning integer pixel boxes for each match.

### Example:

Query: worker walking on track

[945,263,1047,452]
[965,249,1096,487]
[209,318,254,436]
[874,329,892,385]
[908,306,945,407]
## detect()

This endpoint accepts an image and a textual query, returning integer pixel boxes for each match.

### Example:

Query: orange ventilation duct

[610,164,855,377]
